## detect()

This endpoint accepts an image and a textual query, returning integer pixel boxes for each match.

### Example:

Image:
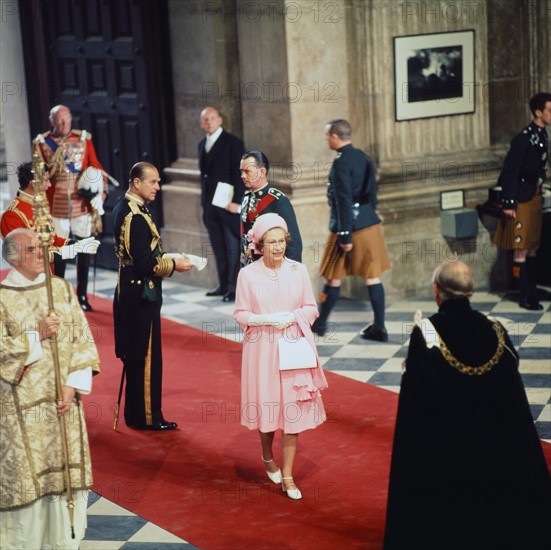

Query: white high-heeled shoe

[261,456,282,484]
[281,476,302,500]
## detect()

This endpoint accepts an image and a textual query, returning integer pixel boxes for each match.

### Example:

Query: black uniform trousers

[113,285,165,427]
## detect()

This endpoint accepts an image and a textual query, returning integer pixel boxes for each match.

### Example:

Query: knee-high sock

[519,261,529,300]
[367,283,386,330]
[510,259,523,290]
[317,285,340,328]
[76,253,90,297]
[526,256,538,297]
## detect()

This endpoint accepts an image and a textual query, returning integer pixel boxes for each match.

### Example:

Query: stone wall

[162,0,550,298]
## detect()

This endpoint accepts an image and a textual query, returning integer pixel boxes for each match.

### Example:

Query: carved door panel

[21,0,175,269]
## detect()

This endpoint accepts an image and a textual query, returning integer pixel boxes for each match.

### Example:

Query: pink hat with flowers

[247,213,289,254]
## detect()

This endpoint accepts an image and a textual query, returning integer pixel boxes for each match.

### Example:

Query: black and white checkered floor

[67,266,550,548]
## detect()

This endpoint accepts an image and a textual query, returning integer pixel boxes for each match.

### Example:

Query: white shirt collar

[206,126,223,144]
[3,268,45,288]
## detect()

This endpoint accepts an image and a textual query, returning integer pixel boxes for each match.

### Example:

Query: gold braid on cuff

[153,257,175,278]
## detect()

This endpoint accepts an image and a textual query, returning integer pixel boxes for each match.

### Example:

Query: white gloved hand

[76,237,100,255]
[60,244,78,260]
[60,237,100,259]
[248,312,295,329]
[90,194,105,215]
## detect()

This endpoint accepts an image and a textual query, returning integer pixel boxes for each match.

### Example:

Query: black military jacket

[499,122,549,208]
[112,192,174,359]
[327,144,381,245]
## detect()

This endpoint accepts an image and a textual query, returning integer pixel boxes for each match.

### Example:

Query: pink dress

[234,258,328,434]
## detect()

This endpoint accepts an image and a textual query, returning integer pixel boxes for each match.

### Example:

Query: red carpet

[84,295,398,549]
[3,276,548,549]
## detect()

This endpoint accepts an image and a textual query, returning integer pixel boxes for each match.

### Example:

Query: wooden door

[20,0,176,269]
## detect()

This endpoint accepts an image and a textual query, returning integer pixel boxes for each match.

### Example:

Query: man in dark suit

[198,107,245,302]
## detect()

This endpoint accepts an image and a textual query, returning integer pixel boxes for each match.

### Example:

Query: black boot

[312,285,340,336]
[361,283,388,342]
[519,260,542,310]
[76,253,92,311]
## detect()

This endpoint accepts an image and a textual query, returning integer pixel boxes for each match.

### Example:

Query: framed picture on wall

[394,30,475,122]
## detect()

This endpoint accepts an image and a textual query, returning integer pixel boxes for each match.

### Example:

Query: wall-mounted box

[441,208,478,239]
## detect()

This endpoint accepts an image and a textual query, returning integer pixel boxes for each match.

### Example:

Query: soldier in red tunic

[0,162,100,264]
[33,105,106,311]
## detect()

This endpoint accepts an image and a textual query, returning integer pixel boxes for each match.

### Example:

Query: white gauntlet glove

[90,195,105,215]
[60,237,101,259]
[248,312,295,329]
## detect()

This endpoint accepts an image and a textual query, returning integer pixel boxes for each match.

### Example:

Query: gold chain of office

[438,321,506,376]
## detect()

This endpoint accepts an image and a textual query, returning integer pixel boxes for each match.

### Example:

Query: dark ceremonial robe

[327,143,381,245]
[383,298,551,550]
[240,184,303,264]
[112,192,176,427]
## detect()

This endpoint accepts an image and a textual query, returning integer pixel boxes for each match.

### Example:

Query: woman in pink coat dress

[234,213,328,500]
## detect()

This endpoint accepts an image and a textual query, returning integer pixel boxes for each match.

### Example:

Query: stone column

[163,0,243,287]
[1,1,32,200]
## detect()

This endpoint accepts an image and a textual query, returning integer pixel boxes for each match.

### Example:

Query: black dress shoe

[311,319,326,337]
[78,295,93,312]
[361,325,389,342]
[519,297,544,311]
[206,287,226,297]
[222,291,235,302]
[127,420,178,431]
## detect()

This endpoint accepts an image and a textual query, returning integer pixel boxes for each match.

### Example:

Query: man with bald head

[0,228,100,548]
[384,260,551,550]
[198,106,245,302]
[33,104,107,311]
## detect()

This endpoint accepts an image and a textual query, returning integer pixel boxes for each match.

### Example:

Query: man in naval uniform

[0,162,100,263]
[198,106,245,302]
[33,104,107,311]
[493,92,551,310]
[112,162,193,431]
[239,150,303,265]
[0,228,100,549]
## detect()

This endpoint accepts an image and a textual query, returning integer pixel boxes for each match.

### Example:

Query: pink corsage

[246,229,260,253]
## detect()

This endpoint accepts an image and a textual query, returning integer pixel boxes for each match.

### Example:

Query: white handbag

[278,337,317,371]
